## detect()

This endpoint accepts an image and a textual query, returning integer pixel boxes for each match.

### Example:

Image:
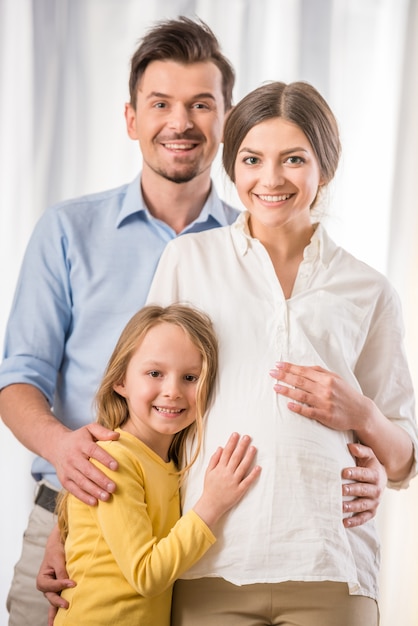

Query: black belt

[35,484,58,513]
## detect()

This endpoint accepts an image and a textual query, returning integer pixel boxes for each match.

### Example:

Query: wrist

[192,497,221,530]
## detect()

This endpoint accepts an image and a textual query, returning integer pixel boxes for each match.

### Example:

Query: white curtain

[1,1,417,624]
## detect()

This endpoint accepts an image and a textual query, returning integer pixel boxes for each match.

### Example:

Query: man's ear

[221,105,235,142]
[124,102,138,140]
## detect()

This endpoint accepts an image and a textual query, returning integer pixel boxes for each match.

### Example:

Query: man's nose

[167,104,194,133]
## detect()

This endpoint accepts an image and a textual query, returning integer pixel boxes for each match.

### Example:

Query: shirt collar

[116,173,231,230]
[231,210,336,266]
[115,175,146,227]
[189,185,232,228]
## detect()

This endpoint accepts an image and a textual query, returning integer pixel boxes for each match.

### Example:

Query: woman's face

[234,117,323,239]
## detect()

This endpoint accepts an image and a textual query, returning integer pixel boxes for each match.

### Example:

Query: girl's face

[234,117,323,239]
[113,322,202,460]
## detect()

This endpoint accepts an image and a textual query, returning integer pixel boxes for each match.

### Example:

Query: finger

[48,605,59,626]
[343,495,377,514]
[346,442,375,465]
[206,446,223,472]
[233,444,258,480]
[343,481,379,499]
[84,440,119,472]
[272,362,328,384]
[225,434,253,472]
[86,422,120,442]
[236,464,262,492]
[343,510,374,528]
[218,432,241,464]
[37,577,75,594]
[60,457,117,503]
[60,477,100,506]
[45,590,69,609]
[61,466,118,505]
[81,455,118,492]
[342,466,379,484]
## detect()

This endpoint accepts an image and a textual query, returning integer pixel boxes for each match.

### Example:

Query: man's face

[125,60,226,184]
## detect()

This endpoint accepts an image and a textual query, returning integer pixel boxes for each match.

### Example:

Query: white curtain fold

[0,1,417,624]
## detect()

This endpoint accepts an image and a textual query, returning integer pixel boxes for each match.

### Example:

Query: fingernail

[109,461,118,470]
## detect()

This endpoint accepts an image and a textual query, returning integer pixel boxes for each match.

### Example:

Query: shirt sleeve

[91,446,216,598]
[0,208,72,403]
[355,284,418,489]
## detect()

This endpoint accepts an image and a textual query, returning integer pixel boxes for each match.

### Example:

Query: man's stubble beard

[153,164,201,185]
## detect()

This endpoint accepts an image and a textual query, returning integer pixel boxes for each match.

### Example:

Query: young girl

[53,304,261,626]
[147,82,418,625]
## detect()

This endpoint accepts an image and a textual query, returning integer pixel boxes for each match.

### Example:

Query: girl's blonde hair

[57,304,218,539]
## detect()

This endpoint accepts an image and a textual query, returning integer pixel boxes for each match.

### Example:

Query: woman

[147,81,418,625]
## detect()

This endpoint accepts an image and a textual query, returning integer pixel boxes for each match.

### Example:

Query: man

[0,17,238,625]
[0,15,385,626]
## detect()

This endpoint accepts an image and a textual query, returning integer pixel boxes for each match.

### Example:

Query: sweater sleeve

[91,444,216,598]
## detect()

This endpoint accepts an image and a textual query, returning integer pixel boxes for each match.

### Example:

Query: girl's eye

[148,371,161,378]
[184,374,199,383]
[243,156,259,165]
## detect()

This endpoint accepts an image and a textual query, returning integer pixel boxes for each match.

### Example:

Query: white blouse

[147,211,418,600]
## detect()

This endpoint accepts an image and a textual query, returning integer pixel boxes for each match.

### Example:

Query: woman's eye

[244,156,259,165]
[286,156,304,164]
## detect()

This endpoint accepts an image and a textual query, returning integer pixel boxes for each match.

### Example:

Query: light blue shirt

[0,175,239,486]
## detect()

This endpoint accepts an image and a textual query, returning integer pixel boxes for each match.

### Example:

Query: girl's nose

[162,376,182,399]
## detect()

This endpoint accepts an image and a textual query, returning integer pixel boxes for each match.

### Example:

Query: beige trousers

[7,499,56,626]
[171,578,379,626]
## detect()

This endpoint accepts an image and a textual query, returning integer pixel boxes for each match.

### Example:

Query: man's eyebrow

[144,91,216,101]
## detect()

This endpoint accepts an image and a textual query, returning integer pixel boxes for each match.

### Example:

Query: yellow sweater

[54,429,215,626]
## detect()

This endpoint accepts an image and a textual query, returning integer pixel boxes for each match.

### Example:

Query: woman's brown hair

[223,81,341,207]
